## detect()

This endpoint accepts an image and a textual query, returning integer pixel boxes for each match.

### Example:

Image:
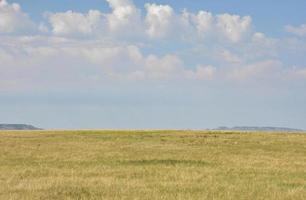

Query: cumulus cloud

[177,10,213,40]
[0,0,37,34]
[251,32,276,47]
[144,54,184,79]
[48,10,104,36]
[153,8,253,42]
[0,0,306,91]
[176,9,252,42]
[0,34,221,88]
[43,0,254,43]
[192,11,213,36]
[106,0,141,34]
[76,45,144,74]
[145,3,175,39]
[286,24,306,37]
[216,14,252,42]
[47,0,142,37]
[0,37,187,84]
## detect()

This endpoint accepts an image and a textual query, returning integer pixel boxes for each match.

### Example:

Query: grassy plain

[0,130,306,200]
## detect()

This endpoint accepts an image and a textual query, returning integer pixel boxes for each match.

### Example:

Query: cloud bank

[0,0,306,92]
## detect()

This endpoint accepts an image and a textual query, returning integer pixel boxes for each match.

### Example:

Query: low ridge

[0,124,42,130]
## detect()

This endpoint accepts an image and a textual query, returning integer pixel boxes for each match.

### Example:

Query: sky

[0,0,306,129]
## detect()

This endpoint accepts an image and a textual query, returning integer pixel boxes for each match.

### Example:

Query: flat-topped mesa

[0,124,42,130]
[215,126,303,132]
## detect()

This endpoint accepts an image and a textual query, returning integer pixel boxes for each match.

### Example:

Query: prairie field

[0,130,306,200]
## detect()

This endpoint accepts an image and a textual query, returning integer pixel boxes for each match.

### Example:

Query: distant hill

[0,124,42,130]
[215,126,303,132]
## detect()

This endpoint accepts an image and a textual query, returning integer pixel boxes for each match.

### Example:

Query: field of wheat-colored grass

[0,130,305,200]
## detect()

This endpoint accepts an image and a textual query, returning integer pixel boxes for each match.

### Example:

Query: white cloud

[191,11,213,35]
[48,10,103,36]
[145,3,174,39]
[106,0,141,34]
[0,34,305,91]
[0,0,306,90]
[218,49,241,64]
[0,37,188,85]
[251,32,277,48]
[42,1,254,43]
[47,0,142,37]
[285,24,306,37]
[75,45,144,74]
[144,54,184,79]
[0,0,37,34]
[228,60,282,81]
[216,14,252,42]
[177,11,252,42]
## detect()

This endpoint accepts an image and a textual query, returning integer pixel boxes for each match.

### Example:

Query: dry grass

[0,130,306,199]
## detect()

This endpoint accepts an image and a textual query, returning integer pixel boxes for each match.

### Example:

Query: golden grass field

[0,130,306,200]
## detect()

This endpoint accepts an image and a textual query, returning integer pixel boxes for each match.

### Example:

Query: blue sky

[1,0,306,129]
